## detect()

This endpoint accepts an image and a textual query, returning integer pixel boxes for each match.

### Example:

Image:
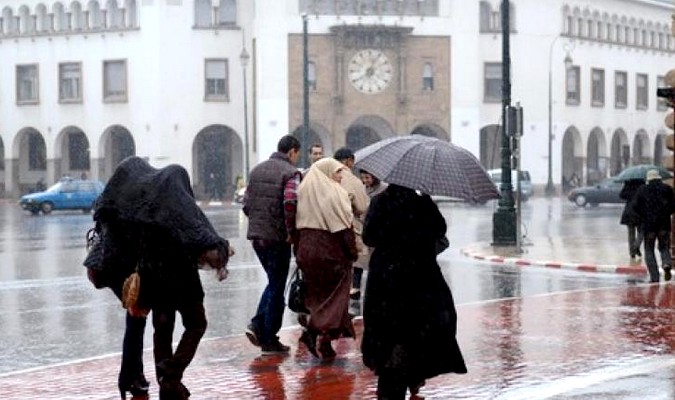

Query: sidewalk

[5,227,674,399]
[3,283,675,399]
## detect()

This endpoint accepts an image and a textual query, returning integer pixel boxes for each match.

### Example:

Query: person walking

[243,135,302,353]
[92,157,232,400]
[631,169,675,283]
[295,158,358,359]
[619,178,645,260]
[333,148,370,301]
[362,184,467,399]
[351,169,388,300]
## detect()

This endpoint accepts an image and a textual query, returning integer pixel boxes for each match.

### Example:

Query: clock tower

[288,25,451,153]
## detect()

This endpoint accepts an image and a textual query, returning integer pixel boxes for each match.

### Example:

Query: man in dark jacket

[619,179,645,260]
[631,169,675,283]
[243,135,301,353]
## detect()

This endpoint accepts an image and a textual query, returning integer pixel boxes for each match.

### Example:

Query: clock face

[348,49,393,94]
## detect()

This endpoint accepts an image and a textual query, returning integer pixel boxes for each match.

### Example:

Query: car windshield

[45,181,77,193]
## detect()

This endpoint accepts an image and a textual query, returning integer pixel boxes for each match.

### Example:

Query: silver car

[487,169,533,201]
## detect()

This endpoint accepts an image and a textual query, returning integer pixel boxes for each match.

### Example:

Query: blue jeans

[251,240,291,345]
[644,229,672,282]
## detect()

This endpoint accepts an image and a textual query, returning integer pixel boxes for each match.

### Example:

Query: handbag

[122,269,150,318]
[287,267,309,314]
[83,227,108,289]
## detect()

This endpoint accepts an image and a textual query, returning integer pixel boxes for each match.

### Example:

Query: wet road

[0,197,634,376]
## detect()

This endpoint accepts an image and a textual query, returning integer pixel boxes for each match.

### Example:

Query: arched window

[566,16,574,35]
[217,0,236,25]
[107,0,122,28]
[53,2,66,32]
[125,0,137,28]
[615,25,621,43]
[1,7,12,35]
[308,62,316,91]
[195,0,212,27]
[19,5,34,34]
[422,63,434,91]
[596,21,603,39]
[88,0,102,29]
[36,4,49,32]
[71,1,84,31]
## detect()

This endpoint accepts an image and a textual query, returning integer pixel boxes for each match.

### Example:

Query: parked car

[19,179,105,215]
[567,178,623,207]
[487,169,533,201]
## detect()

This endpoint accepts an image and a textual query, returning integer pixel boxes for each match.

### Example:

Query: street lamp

[240,37,250,183]
[545,37,573,196]
[301,13,310,169]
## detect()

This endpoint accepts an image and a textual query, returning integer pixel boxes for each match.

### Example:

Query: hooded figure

[362,184,467,399]
[295,157,358,359]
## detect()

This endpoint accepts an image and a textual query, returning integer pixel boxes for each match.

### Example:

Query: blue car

[19,179,104,215]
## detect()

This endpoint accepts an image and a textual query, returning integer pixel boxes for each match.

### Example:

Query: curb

[460,246,648,276]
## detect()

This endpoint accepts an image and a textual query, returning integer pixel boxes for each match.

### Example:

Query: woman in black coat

[619,179,644,259]
[361,184,467,400]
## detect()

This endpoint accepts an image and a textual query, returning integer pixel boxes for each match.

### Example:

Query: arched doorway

[192,125,242,201]
[56,126,90,179]
[345,115,394,152]
[99,125,136,181]
[632,129,651,165]
[586,127,607,185]
[561,126,583,189]
[654,131,667,166]
[610,129,629,176]
[410,123,450,141]
[479,124,501,170]
[13,127,46,194]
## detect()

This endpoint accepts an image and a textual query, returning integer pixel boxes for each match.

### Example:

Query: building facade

[0,0,673,198]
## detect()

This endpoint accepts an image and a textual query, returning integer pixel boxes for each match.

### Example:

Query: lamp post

[240,38,250,183]
[545,37,573,196]
[302,13,310,169]
[492,0,517,246]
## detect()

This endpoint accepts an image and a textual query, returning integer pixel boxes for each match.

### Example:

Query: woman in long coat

[296,158,358,358]
[362,184,467,400]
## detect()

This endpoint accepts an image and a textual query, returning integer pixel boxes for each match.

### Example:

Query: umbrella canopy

[613,164,673,182]
[353,135,500,202]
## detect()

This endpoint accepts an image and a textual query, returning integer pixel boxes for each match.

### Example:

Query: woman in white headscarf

[295,157,358,359]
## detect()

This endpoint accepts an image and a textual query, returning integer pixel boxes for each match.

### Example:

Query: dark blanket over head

[94,156,223,255]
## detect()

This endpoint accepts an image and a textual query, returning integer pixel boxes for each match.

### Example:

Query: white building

[0,0,673,198]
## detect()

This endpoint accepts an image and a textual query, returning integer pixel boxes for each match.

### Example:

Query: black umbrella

[353,135,500,203]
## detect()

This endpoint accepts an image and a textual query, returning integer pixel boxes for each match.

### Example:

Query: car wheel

[40,202,54,214]
[574,194,587,207]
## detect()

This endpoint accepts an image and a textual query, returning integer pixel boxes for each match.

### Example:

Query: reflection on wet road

[0,198,633,376]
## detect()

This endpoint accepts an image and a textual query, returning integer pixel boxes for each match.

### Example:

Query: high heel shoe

[299,329,319,358]
[159,378,190,400]
[118,375,150,399]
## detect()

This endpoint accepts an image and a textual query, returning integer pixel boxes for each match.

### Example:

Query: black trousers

[120,313,147,384]
[152,301,207,383]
